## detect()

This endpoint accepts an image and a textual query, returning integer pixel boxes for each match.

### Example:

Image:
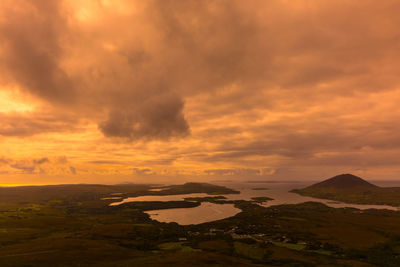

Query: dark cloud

[0,0,75,103]
[10,163,35,173]
[33,157,49,165]
[69,166,76,175]
[9,157,49,173]
[99,93,189,140]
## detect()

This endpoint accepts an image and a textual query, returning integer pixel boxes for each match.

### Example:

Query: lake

[109,181,399,225]
[145,202,241,225]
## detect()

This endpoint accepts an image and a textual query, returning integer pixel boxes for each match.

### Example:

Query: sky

[1,0,400,185]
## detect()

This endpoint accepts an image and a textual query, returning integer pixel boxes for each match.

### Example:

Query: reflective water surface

[110,181,399,225]
[216,181,398,211]
[146,202,241,225]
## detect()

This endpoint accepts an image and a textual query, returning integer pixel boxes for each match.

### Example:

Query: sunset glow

[1,0,400,185]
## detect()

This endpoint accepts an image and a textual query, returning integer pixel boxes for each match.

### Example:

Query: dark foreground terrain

[0,182,399,266]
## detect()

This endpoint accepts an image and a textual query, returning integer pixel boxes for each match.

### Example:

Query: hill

[292,174,400,207]
[152,182,239,196]
[304,174,378,189]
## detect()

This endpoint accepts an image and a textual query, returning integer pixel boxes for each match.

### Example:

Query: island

[146,182,240,196]
[250,196,273,203]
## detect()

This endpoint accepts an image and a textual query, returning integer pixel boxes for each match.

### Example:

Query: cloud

[1,156,75,175]
[0,0,190,141]
[88,160,123,165]
[10,162,36,173]
[69,166,76,175]
[2,0,400,142]
[0,112,83,137]
[132,168,154,175]
[204,168,276,176]
[0,157,9,165]
[140,157,177,166]
[9,157,49,173]
[2,1,400,181]
[204,168,257,176]
[99,92,189,140]
[33,157,49,165]
[0,0,74,103]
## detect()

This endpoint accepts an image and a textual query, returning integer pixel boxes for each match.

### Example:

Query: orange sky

[1,0,400,185]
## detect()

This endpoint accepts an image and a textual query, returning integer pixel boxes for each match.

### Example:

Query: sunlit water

[109,181,400,225]
[146,202,241,225]
[110,193,216,206]
[215,181,399,211]
[148,188,165,192]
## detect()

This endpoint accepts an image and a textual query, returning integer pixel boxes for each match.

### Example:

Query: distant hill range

[292,174,400,207]
[0,182,238,204]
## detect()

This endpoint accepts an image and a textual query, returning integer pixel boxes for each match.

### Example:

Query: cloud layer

[1,0,400,183]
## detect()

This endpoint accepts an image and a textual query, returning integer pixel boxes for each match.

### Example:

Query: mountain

[291,173,400,207]
[305,173,378,190]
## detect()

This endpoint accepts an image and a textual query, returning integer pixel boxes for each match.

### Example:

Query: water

[146,202,241,225]
[148,188,165,192]
[109,181,399,225]
[110,193,213,206]
[214,181,398,211]
[109,192,242,225]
